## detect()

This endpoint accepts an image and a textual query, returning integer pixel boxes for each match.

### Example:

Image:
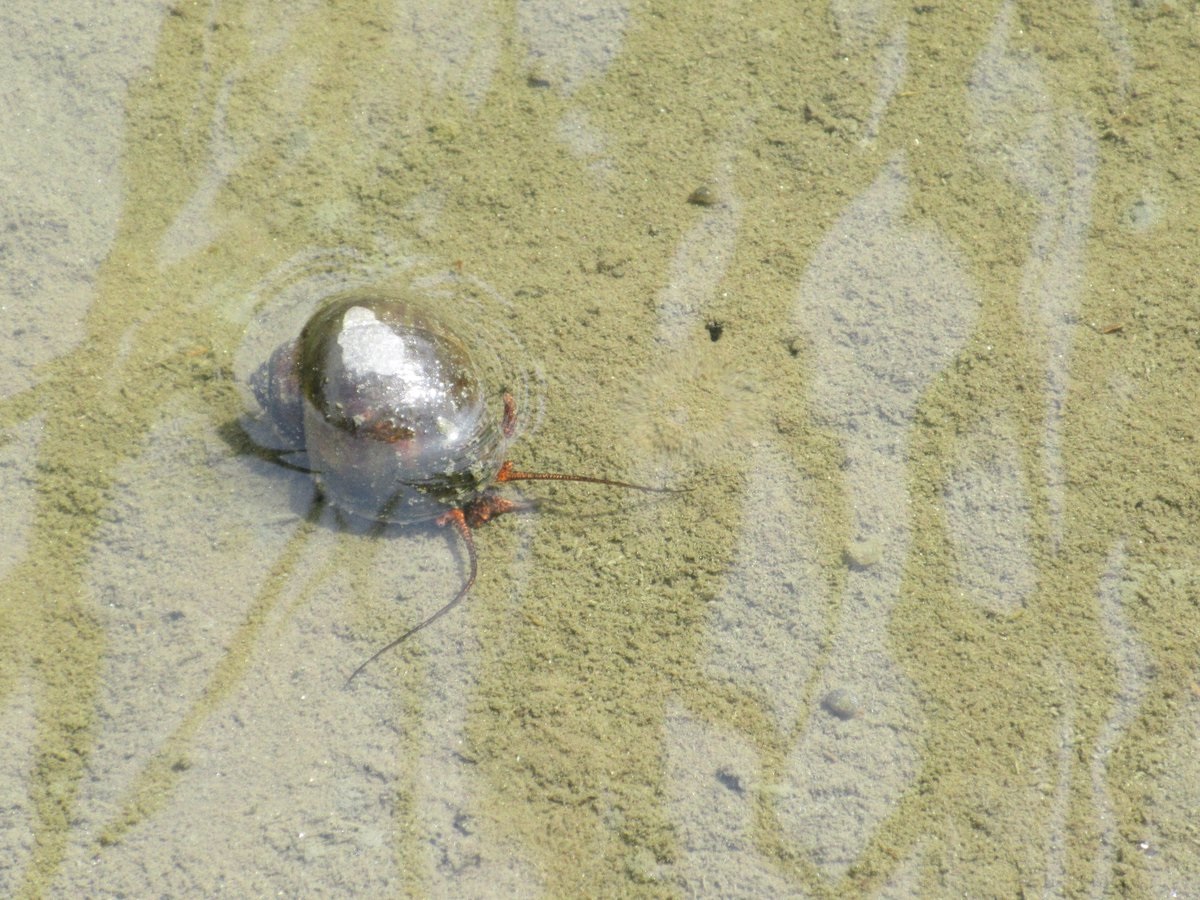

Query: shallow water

[2,1,1198,896]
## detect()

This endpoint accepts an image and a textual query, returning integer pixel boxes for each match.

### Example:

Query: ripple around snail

[245,288,676,682]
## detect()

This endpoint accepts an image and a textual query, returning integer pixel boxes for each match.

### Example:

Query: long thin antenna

[494,460,681,493]
[345,508,476,685]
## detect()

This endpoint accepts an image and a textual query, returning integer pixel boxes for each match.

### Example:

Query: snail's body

[247,288,672,681]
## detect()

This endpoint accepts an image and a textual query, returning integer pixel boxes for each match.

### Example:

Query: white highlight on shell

[337,305,440,407]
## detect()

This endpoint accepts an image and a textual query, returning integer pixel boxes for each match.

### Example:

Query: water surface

[1,1,1197,896]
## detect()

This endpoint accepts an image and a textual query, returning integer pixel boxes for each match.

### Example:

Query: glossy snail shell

[252,290,509,524]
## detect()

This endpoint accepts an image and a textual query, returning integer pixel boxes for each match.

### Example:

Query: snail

[247,289,673,682]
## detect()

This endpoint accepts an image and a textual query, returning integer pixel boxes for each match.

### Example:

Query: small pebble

[687,185,719,206]
[821,688,862,720]
[715,766,744,795]
[844,536,882,569]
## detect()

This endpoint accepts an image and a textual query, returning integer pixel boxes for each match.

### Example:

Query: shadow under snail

[248,289,676,682]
